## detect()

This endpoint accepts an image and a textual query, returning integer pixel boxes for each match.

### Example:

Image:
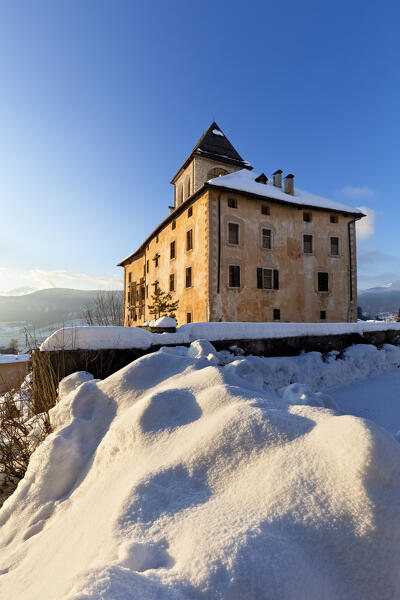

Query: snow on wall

[0,342,400,599]
[40,322,400,351]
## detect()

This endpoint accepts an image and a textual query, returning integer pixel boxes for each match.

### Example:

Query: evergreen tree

[147,287,179,320]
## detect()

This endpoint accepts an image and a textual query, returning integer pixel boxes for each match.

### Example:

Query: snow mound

[1,343,400,599]
[148,316,177,328]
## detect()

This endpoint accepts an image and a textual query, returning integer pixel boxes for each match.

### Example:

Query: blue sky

[0,0,399,292]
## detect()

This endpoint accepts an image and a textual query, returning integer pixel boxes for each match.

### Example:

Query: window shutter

[257,268,263,289]
[273,269,279,290]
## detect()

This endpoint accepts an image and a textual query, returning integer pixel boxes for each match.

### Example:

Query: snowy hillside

[1,342,400,599]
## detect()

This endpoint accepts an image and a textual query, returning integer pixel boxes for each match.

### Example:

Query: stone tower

[170,122,252,210]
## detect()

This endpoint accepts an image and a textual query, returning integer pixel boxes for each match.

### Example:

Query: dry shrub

[0,378,52,505]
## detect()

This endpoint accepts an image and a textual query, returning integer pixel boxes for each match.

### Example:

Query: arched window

[186,177,191,199]
[207,167,229,180]
[177,183,183,206]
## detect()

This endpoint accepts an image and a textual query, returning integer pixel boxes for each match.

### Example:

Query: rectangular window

[228,265,241,288]
[156,235,159,243]
[261,205,270,215]
[273,309,281,320]
[330,215,338,224]
[186,229,193,251]
[188,206,192,217]
[228,222,240,245]
[303,234,313,254]
[187,312,192,323]
[257,268,279,290]
[154,256,159,268]
[303,212,312,222]
[330,237,339,256]
[261,228,272,249]
[320,310,327,320]
[318,272,329,292]
[136,290,139,302]
[146,285,148,298]
[140,287,145,301]
[146,260,149,273]
[172,220,176,230]
[128,291,131,304]
[169,273,175,292]
[128,272,132,283]
[170,240,175,259]
[185,266,192,288]
[228,198,237,208]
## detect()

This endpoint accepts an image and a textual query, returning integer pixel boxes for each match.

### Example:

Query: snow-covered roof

[208,169,365,215]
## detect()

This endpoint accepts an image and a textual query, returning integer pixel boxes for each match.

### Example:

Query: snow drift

[1,341,400,599]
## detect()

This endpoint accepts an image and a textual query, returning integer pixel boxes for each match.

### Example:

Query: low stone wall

[32,328,400,410]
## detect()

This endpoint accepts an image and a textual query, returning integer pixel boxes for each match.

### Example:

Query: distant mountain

[0,288,123,348]
[0,286,38,297]
[358,282,400,316]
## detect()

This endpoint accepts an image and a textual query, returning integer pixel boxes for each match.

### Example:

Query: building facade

[118,122,364,325]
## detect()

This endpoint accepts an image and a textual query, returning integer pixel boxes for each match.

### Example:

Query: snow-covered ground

[0,342,400,599]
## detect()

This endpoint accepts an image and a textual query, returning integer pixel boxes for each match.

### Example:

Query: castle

[118,122,364,325]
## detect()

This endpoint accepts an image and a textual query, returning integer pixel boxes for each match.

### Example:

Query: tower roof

[171,121,252,183]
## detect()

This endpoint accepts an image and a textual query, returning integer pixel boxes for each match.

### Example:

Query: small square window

[228,198,238,209]
[229,265,241,288]
[330,237,339,256]
[330,215,338,224]
[303,212,312,222]
[228,222,240,245]
[261,205,270,215]
[320,310,327,320]
[185,266,192,288]
[273,309,281,320]
[188,207,193,217]
[172,220,176,230]
[186,229,193,251]
[186,312,192,323]
[303,234,313,254]
[169,273,175,292]
[170,241,175,259]
[318,272,329,292]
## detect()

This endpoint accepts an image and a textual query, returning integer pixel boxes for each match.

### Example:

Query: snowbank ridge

[1,341,400,599]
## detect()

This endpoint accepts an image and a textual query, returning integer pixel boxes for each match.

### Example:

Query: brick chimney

[273,169,282,188]
[284,174,294,195]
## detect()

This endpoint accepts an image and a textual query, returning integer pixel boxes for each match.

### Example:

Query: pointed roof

[171,121,252,183]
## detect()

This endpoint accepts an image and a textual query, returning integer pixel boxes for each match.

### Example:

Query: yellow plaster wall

[208,190,357,323]
[124,192,210,326]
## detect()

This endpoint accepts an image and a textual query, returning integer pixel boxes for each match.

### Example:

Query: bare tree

[83,290,123,326]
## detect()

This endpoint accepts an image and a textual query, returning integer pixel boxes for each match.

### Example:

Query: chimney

[169,205,175,215]
[284,174,294,195]
[273,169,282,188]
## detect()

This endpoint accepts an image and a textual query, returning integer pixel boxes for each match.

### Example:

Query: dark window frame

[227,221,240,245]
[330,236,340,256]
[257,268,279,290]
[185,266,192,288]
[303,234,313,254]
[273,308,281,320]
[227,197,238,209]
[261,227,272,250]
[169,273,175,292]
[170,240,176,260]
[303,212,312,222]
[186,229,193,251]
[318,272,329,292]
[228,265,241,288]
